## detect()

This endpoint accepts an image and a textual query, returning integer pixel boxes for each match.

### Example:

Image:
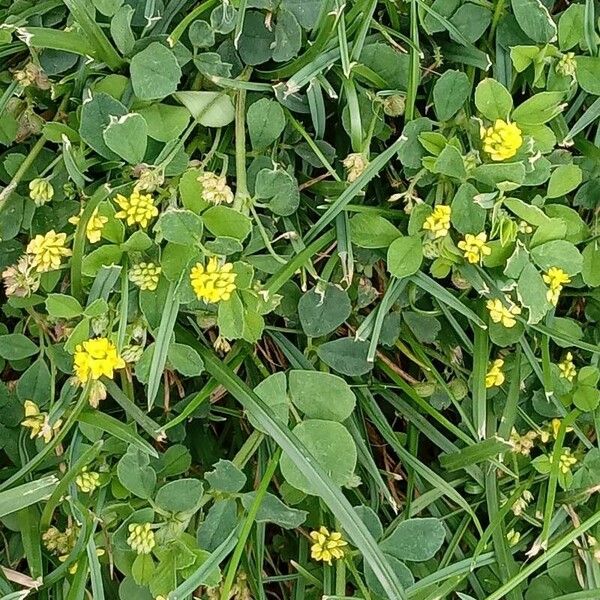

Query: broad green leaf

[517,263,552,324]
[45,293,83,318]
[155,479,203,513]
[349,214,401,248]
[79,92,127,159]
[576,57,600,95]
[117,446,157,499]
[0,334,38,360]
[176,91,235,127]
[250,372,290,432]
[167,343,204,376]
[298,283,352,337]
[316,338,373,376]
[130,42,182,100]
[511,0,557,43]
[254,167,300,216]
[512,92,566,125]
[380,517,445,561]
[531,240,583,275]
[202,206,252,240]
[582,243,600,287]
[240,492,307,528]
[205,459,246,493]
[237,10,275,65]
[289,370,356,421]
[387,236,423,278]
[279,419,357,495]
[558,4,585,50]
[475,78,513,120]
[433,70,470,121]
[546,164,582,198]
[138,104,190,142]
[103,112,148,164]
[247,98,286,150]
[155,209,204,245]
[272,8,302,62]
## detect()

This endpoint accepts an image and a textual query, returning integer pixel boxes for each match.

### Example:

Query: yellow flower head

[198,171,234,205]
[21,400,62,443]
[26,230,72,273]
[558,448,577,474]
[558,352,576,382]
[543,267,571,306]
[73,337,125,384]
[310,526,348,565]
[114,190,159,228]
[75,466,100,493]
[481,119,523,161]
[423,205,451,238]
[127,523,156,555]
[485,358,505,388]
[486,298,521,328]
[69,207,108,244]
[457,232,491,264]
[190,257,237,304]
[29,178,54,206]
[129,262,161,291]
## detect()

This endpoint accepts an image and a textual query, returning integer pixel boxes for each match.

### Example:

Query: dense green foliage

[1,0,600,599]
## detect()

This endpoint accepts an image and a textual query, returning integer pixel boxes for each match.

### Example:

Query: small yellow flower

[518,220,533,234]
[423,205,451,238]
[556,52,577,77]
[29,178,54,206]
[457,232,491,264]
[558,448,577,474]
[68,207,108,244]
[481,119,523,161]
[543,267,571,306]
[75,466,100,493]
[114,190,159,228]
[509,428,537,456]
[310,526,348,565]
[558,352,576,382]
[343,153,368,182]
[73,337,125,384]
[486,298,521,328]
[190,257,237,304]
[127,523,156,555]
[26,230,72,273]
[485,358,505,388]
[21,400,62,444]
[129,262,161,291]
[198,171,234,205]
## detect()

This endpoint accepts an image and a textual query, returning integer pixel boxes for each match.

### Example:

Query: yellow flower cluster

[21,400,62,443]
[68,207,108,244]
[423,205,451,238]
[486,298,521,328]
[558,352,576,382]
[127,523,156,555]
[309,526,348,565]
[73,337,125,384]
[481,119,523,161]
[543,267,570,306]
[190,257,237,303]
[198,171,234,205]
[129,262,161,291]
[557,448,577,474]
[114,190,159,228]
[485,358,505,388]
[75,467,101,493]
[458,232,491,264]
[29,178,54,206]
[343,153,368,182]
[26,230,72,272]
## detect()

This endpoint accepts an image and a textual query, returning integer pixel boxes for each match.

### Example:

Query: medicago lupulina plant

[0,0,600,599]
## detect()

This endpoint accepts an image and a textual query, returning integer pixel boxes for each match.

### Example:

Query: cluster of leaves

[1,0,600,599]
